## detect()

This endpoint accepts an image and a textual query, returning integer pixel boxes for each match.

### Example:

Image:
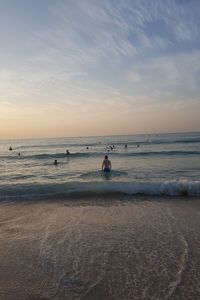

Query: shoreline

[1,193,200,203]
[0,196,200,299]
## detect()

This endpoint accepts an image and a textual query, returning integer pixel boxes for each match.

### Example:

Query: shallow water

[0,132,200,199]
[0,197,200,299]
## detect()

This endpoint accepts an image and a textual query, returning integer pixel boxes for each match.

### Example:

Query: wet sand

[0,196,200,300]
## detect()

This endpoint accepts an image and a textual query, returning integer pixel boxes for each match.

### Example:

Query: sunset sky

[0,0,200,139]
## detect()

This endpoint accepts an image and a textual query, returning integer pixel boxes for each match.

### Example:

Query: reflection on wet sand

[0,197,200,300]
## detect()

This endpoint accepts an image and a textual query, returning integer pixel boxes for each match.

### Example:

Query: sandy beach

[0,196,200,300]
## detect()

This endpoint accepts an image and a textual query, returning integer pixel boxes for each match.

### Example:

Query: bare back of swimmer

[102,155,111,171]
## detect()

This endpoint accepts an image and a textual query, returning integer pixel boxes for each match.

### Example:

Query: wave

[144,139,200,145]
[0,152,95,160]
[1,150,200,161]
[0,180,199,200]
[17,142,101,149]
[122,150,200,157]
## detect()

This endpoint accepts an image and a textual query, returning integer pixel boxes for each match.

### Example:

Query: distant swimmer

[102,155,111,172]
[9,146,12,151]
[66,149,70,155]
[125,144,127,148]
[18,152,21,156]
[53,159,58,166]
[137,144,140,147]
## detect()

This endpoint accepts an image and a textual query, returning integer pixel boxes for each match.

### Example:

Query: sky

[0,0,200,139]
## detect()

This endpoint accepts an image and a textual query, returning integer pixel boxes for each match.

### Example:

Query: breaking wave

[0,179,199,201]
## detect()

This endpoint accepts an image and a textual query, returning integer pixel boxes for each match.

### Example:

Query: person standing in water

[102,155,111,172]
[53,160,58,165]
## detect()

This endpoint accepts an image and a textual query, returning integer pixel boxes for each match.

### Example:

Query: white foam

[66,179,200,197]
[0,179,199,200]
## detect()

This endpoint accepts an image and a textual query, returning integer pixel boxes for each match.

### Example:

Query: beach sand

[0,196,200,300]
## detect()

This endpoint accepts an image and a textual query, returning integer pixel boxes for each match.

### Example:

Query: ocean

[1,132,200,299]
[0,131,199,200]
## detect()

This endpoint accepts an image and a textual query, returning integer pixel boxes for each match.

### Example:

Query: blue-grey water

[0,132,199,199]
[1,132,200,300]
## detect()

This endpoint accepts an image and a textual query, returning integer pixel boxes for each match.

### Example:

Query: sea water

[0,132,199,199]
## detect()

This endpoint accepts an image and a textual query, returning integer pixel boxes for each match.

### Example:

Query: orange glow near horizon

[0,1,200,139]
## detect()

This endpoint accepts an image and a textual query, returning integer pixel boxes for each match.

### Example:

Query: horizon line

[0,130,199,141]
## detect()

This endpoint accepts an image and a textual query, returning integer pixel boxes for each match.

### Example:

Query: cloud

[128,71,141,83]
[1,0,200,137]
[128,51,200,97]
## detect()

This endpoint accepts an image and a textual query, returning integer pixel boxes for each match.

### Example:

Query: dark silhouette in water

[53,160,58,166]
[9,146,12,151]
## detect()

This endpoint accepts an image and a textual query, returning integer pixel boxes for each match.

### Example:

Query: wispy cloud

[0,0,200,137]
[128,51,200,97]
